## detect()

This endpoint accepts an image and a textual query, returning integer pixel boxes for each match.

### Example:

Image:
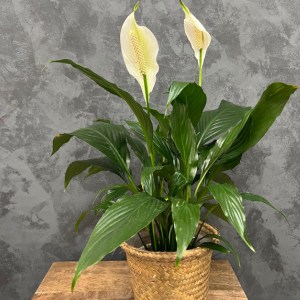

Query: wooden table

[32,260,247,299]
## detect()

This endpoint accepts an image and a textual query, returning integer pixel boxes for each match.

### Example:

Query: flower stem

[198,48,203,86]
[143,74,155,167]
[143,74,150,116]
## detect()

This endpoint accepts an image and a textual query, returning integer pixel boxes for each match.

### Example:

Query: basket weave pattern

[122,223,218,300]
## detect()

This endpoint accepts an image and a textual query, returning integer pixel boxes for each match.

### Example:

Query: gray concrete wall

[0,0,299,299]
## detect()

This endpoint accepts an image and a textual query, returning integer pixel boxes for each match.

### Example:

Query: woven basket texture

[122,223,218,300]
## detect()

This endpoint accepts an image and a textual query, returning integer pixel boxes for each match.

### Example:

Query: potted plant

[50,1,297,299]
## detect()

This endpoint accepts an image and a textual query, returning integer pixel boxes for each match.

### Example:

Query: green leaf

[211,172,234,185]
[241,192,288,223]
[154,165,175,181]
[65,161,90,190]
[171,198,200,264]
[166,82,207,127]
[245,83,297,150]
[193,186,212,204]
[200,242,230,253]
[199,110,252,184]
[51,59,154,163]
[216,117,252,163]
[166,82,189,111]
[208,183,254,251]
[169,171,189,196]
[202,203,228,222]
[200,233,240,266]
[170,103,198,180]
[93,118,111,124]
[141,165,175,194]
[147,108,170,136]
[65,158,125,190]
[93,185,131,212]
[52,123,130,176]
[141,166,162,194]
[153,133,174,163]
[127,121,174,162]
[74,211,90,233]
[213,155,243,173]
[72,193,168,290]
[52,133,72,155]
[217,83,297,162]
[127,136,148,161]
[197,100,251,147]
[85,166,103,178]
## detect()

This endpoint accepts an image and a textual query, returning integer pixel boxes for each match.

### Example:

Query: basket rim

[121,222,219,261]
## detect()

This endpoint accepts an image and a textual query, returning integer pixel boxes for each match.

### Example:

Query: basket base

[122,223,218,300]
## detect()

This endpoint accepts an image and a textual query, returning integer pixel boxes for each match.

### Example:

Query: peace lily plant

[50,0,297,291]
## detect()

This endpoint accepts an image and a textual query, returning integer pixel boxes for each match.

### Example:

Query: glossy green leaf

[127,135,148,161]
[147,107,170,136]
[141,165,162,194]
[202,203,228,222]
[213,155,243,173]
[197,100,251,147]
[200,233,240,266]
[169,171,189,196]
[166,82,189,110]
[141,165,175,194]
[171,198,200,264]
[127,121,174,162]
[85,166,103,178]
[52,133,72,155]
[166,82,206,127]
[190,187,212,204]
[72,193,168,290]
[52,123,130,176]
[65,158,125,190]
[93,185,131,212]
[211,172,234,185]
[51,59,154,162]
[208,183,254,251]
[216,117,252,164]
[153,133,174,162]
[65,161,90,190]
[241,192,288,222]
[154,165,175,181]
[74,210,90,233]
[200,242,230,253]
[217,83,297,162]
[199,110,252,185]
[245,83,297,150]
[170,103,198,180]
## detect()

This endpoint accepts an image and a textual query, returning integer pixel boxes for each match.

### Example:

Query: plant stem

[138,232,148,250]
[127,174,139,193]
[194,176,204,197]
[143,74,155,167]
[152,221,158,250]
[198,48,203,86]
[159,179,164,196]
[192,205,217,247]
[143,74,150,116]
[143,75,158,251]
[148,221,157,251]
[185,186,191,201]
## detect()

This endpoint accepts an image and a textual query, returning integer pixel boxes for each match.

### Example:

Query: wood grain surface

[32,260,247,300]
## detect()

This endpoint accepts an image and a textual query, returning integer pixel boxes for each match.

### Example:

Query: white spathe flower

[180,0,211,68]
[120,2,159,102]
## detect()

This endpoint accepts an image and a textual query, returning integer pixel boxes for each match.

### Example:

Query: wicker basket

[121,223,218,300]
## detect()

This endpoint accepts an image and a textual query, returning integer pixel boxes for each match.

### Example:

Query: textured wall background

[0,0,299,299]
